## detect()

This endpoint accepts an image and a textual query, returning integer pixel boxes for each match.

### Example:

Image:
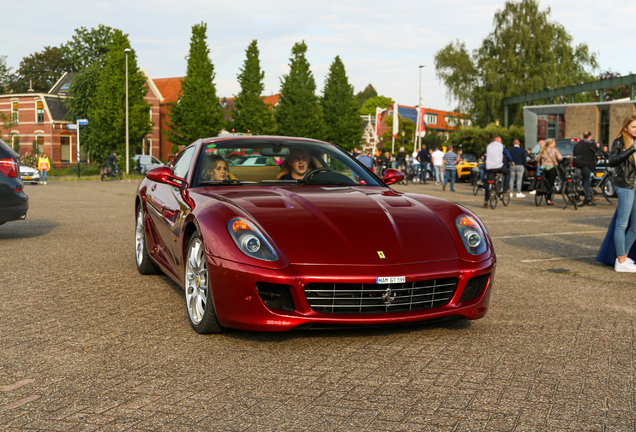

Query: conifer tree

[167,23,224,149]
[229,40,275,135]
[88,30,151,162]
[321,56,361,150]
[275,41,325,139]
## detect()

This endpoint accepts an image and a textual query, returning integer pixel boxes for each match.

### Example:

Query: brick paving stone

[3,181,636,431]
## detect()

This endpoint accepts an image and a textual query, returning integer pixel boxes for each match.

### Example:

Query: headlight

[455,215,488,255]
[227,217,279,262]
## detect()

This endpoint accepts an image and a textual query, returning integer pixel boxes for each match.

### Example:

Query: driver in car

[280,148,313,180]
[202,155,229,181]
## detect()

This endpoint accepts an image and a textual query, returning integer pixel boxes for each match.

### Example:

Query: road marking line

[522,255,597,263]
[493,230,604,239]
[482,215,613,223]
[1,379,34,393]
[1,395,40,411]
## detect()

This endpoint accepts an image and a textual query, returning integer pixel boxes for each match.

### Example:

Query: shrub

[21,152,38,168]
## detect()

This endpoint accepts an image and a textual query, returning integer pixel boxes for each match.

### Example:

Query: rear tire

[489,190,498,209]
[535,192,543,206]
[603,178,616,204]
[135,204,160,275]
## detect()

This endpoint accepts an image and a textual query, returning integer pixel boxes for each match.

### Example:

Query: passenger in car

[202,155,229,181]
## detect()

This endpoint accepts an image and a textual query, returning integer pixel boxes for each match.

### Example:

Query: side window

[173,146,195,180]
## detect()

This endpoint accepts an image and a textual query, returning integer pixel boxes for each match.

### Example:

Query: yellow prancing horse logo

[377,251,385,259]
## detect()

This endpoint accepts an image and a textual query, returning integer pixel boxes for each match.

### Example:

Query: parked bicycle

[487,170,510,209]
[589,167,616,204]
[561,159,581,210]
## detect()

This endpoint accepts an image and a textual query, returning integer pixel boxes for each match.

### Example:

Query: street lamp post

[418,65,425,151]
[124,48,130,175]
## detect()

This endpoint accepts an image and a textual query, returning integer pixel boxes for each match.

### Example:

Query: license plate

[23,176,32,180]
[376,276,406,284]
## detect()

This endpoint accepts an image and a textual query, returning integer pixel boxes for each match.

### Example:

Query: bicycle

[533,172,555,206]
[487,170,510,209]
[561,160,581,210]
[471,167,484,196]
[589,167,616,204]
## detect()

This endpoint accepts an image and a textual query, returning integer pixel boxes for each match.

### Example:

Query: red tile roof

[153,77,183,104]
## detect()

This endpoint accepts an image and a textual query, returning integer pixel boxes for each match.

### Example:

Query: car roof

[0,138,19,159]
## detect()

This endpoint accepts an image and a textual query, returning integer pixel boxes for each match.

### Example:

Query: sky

[2,0,634,112]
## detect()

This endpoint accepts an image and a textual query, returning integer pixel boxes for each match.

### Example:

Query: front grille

[460,273,490,303]
[305,278,458,315]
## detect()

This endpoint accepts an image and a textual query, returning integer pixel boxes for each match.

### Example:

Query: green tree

[321,56,361,150]
[64,26,117,155]
[10,47,71,93]
[355,84,377,108]
[434,0,597,126]
[359,95,394,116]
[229,40,275,135]
[88,30,151,162]
[275,41,325,139]
[0,111,15,143]
[166,23,224,150]
[0,56,14,94]
[60,25,115,72]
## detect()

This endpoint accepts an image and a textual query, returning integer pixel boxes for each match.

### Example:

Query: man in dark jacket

[508,139,527,197]
[573,131,600,206]
[417,146,430,184]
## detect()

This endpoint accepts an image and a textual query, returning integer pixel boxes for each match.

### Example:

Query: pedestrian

[356,151,374,170]
[573,131,600,206]
[508,139,527,197]
[411,148,420,182]
[38,152,50,185]
[417,145,430,184]
[596,115,636,272]
[533,138,562,205]
[431,147,444,184]
[395,147,407,172]
[352,148,360,158]
[483,136,513,208]
[442,145,458,191]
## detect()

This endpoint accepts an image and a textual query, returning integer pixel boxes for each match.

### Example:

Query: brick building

[523,99,636,148]
[0,68,163,168]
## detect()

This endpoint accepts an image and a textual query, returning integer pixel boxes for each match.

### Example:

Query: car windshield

[530,139,578,156]
[191,139,383,187]
[462,154,476,162]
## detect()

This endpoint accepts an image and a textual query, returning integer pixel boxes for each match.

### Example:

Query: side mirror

[382,168,405,186]
[146,166,187,190]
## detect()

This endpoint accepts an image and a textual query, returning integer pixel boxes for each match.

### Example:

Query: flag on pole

[419,103,427,136]
[392,103,399,138]
[375,106,384,139]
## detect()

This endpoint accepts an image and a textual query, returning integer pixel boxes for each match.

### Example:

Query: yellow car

[456,154,480,181]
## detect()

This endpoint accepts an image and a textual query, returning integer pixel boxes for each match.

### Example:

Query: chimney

[27,78,34,92]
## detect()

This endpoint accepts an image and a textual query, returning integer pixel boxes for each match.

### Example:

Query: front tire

[135,204,160,275]
[185,232,224,334]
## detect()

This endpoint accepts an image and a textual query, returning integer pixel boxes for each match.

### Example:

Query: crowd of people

[352,115,636,274]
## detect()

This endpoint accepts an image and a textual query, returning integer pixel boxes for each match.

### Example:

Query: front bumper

[206,256,495,331]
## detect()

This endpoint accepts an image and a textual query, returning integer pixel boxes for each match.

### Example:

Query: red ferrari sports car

[135,136,495,333]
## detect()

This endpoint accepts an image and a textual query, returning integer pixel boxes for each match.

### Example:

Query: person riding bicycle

[105,152,119,176]
[574,131,601,206]
[483,136,513,208]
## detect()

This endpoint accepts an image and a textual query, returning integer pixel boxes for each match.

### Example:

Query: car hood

[209,186,459,265]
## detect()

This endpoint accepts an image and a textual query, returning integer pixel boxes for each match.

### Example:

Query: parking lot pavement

[1,180,634,431]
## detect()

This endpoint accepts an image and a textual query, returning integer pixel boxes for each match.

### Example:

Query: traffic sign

[67,124,77,130]
[78,119,88,125]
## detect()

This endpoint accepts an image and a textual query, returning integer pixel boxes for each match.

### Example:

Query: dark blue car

[0,139,28,225]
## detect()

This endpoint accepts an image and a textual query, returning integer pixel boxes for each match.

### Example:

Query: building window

[445,116,458,127]
[37,101,44,123]
[36,136,44,156]
[149,107,153,124]
[599,109,610,146]
[425,113,437,124]
[11,102,18,124]
[61,136,70,162]
[11,134,19,151]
